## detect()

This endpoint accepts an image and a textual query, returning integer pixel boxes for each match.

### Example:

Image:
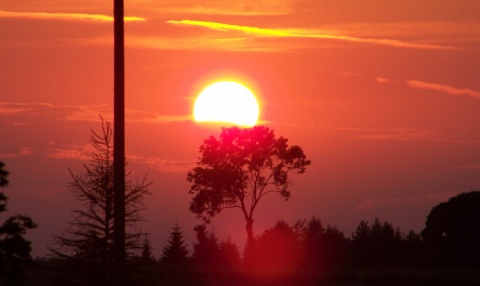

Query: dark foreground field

[20,262,480,286]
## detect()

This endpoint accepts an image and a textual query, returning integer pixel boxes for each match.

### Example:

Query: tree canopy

[0,162,37,286]
[0,161,8,188]
[422,191,480,266]
[187,126,310,243]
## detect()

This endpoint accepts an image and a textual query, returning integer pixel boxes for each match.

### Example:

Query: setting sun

[194,81,259,127]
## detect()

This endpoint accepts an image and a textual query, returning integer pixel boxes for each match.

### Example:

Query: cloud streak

[46,144,193,173]
[0,147,33,158]
[64,104,191,124]
[372,75,480,100]
[0,10,145,22]
[407,80,480,99]
[127,154,194,173]
[326,126,476,143]
[280,122,480,144]
[0,102,190,124]
[167,20,458,51]
[47,144,93,161]
[355,192,458,210]
[458,164,480,171]
[158,0,290,16]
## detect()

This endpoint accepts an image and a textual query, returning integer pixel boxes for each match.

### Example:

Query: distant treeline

[177,191,480,273]
[28,191,480,285]
[158,191,480,278]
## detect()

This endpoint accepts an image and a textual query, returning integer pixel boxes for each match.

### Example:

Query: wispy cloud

[357,128,442,141]
[46,143,193,172]
[355,192,458,210]
[280,122,480,144]
[0,101,190,124]
[0,102,53,116]
[47,144,93,161]
[283,123,440,141]
[406,80,480,99]
[64,104,191,124]
[127,154,194,173]
[374,77,390,84]
[352,74,480,100]
[0,106,33,115]
[326,22,480,44]
[458,164,480,171]
[330,126,474,143]
[158,0,290,16]
[167,20,458,51]
[121,35,266,52]
[0,147,33,158]
[0,10,145,22]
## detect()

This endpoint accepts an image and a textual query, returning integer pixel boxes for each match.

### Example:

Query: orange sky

[1,1,480,257]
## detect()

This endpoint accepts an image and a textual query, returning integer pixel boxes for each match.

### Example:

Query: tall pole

[113,0,126,284]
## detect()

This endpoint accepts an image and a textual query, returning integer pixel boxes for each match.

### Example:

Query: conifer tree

[190,224,222,265]
[219,238,241,267]
[161,223,189,264]
[49,118,151,284]
[140,235,155,264]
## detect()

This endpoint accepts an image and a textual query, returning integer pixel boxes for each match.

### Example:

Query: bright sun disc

[194,81,259,127]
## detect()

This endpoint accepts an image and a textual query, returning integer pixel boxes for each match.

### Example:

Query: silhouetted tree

[139,235,155,264]
[351,218,403,267]
[161,223,189,264]
[0,161,8,187]
[187,126,311,245]
[0,161,37,286]
[399,230,425,267]
[219,238,241,268]
[245,220,304,278]
[301,217,324,272]
[301,217,347,275]
[321,225,347,271]
[422,191,480,266]
[190,224,222,266]
[49,119,151,285]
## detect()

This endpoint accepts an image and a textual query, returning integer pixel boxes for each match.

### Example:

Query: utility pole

[113,0,126,285]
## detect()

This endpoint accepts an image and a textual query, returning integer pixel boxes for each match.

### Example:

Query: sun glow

[194,81,259,127]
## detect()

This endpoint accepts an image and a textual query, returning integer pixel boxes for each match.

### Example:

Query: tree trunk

[246,217,254,246]
[245,217,254,274]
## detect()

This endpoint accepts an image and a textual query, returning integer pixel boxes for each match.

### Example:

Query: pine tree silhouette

[140,235,155,264]
[161,223,189,264]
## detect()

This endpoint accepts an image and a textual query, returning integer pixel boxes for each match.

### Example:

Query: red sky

[1,1,480,258]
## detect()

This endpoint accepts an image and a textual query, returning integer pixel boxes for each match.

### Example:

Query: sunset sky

[1,1,480,258]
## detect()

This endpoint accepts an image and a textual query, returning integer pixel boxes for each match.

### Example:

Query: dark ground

[19,261,480,286]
